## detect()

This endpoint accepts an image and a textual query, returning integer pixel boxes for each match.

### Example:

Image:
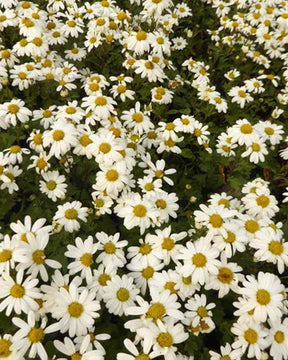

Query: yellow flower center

[94,198,104,208]
[220,356,231,360]
[68,302,84,317]
[245,220,259,233]
[10,284,25,298]
[104,242,116,254]
[182,276,192,285]
[95,96,107,106]
[10,145,21,154]
[244,328,258,344]
[105,169,119,181]
[132,113,144,123]
[268,241,283,255]
[52,130,65,141]
[145,61,154,70]
[135,354,150,360]
[33,133,42,145]
[256,195,270,208]
[79,135,92,147]
[36,158,47,170]
[144,183,154,191]
[0,249,12,263]
[32,250,45,264]
[217,267,233,283]
[66,106,76,114]
[155,170,164,178]
[71,353,82,360]
[192,253,207,267]
[80,253,93,267]
[117,85,126,93]
[136,31,147,41]
[164,281,177,294]
[142,266,154,279]
[162,237,175,251]
[0,339,12,358]
[32,37,43,47]
[98,273,111,286]
[99,142,111,153]
[147,302,166,320]
[156,199,167,209]
[256,289,271,305]
[194,128,202,137]
[89,83,99,91]
[274,331,285,344]
[218,198,230,208]
[8,104,19,114]
[197,306,208,317]
[28,328,45,343]
[139,243,152,255]
[157,332,173,348]
[46,180,56,190]
[67,20,76,27]
[165,123,175,131]
[116,288,130,302]
[240,124,253,134]
[238,90,246,98]
[265,127,274,135]
[65,209,78,220]
[209,214,223,228]
[252,143,260,152]
[133,205,147,218]
[224,231,236,243]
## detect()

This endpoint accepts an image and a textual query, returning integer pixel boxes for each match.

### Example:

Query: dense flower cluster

[0,0,287,359]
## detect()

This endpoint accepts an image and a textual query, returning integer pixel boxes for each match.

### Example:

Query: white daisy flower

[53,201,88,233]
[39,170,67,202]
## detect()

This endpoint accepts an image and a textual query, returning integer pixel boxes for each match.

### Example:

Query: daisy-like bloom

[126,30,153,55]
[53,201,88,233]
[228,119,258,146]
[91,191,113,215]
[250,228,288,274]
[57,101,85,123]
[134,58,166,83]
[212,222,247,258]
[149,191,179,224]
[241,138,268,164]
[126,287,183,329]
[0,164,22,194]
[0,334,19,360]
[88,264,117,302]
[14,233,61,282]
[117,338,157,360]
[116,193,160,234]
[224,69,240,81]
[110,83,135,102]
[228,85,254,108]
[10,215,52,244]
[231,319,268,360]
[146,226,186,265]
[138,176,162,194]
[151,87,174,104]
[192,120,210,145]
[209,343,242,360]
[127,237,160,267]
[126,260,164,295]
[95,232,128,269]
[43,119,78,159]
[48,283,101,337]
[75,329,110,355]
[94,161,130,199]
[137,318,188,359]
[266,318,288,360]
[140,155,176,186]
[0,270,41,316]
[0,234,17,274]
[89,131,123,165]
[177,237,219,285]
[4,145,30,165]
[65,236,98,284]
[205,253,243,297]
[54,336,104,360]
[39,170,67,202]
[242,190,279,218]
[82,92,117,121]
[121,102,154,135]
[194,204,237,241]
[102,274,140,316]
[0,98,32,128]
[11,311,54,360]
[235,272,285,323]
[255,121,284,145]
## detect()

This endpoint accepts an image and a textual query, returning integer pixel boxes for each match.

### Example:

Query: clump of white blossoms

[0,0,287,359]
